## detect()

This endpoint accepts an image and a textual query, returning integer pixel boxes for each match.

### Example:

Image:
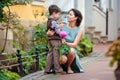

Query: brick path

[20,43,116,80]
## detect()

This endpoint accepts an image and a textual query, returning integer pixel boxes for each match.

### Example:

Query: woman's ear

[74,17,78,20]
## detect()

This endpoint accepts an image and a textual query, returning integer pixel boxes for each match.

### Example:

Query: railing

[0,48,46,76]
[93,5,106,15]
[93,5,109,35]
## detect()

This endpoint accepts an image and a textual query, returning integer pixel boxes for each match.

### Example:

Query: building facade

[0,0,46,53]
[46,0,120,41]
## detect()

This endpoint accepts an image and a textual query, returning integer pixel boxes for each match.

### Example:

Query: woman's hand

[62,39,66,44]
[47,29,55,36]
[59,22,64,29]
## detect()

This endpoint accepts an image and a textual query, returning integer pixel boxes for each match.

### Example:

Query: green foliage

[39,54,46,70]
[6,53,17,65]
[56,44,70,64]
[1,11,25,50]
[20,50,34,74]
[11,0,32,4]
[13,41,21,50]
[31,24,48,70]
[34,42,47,53]
[0,0,11,22]
[0,0,33,22]
[1,69,21,80]
[32,24,48,52]
[57,44,70,55]
[77,35,93,57]
[0,70,9,80]
[11,23,47,74]
[106,40,120,70]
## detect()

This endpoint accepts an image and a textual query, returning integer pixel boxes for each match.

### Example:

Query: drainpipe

[106,8,108,35]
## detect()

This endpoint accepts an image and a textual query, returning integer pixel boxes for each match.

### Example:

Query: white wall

[100,0,107,12]
[93,7,106,36]
[4,30,13,40]
[46,0,74,12]
[118,0,120,28]
[77,0,85,29]
[85,0,94,27]
[108,0,118,41]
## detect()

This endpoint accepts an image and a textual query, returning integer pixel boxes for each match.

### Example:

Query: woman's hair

[69,9,83,27]
[48,5,61,15]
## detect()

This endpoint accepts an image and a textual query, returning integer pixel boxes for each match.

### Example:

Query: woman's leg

[67,48,75,71]
[61,55,68,64]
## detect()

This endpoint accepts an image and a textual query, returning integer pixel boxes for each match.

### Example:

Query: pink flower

[59,31,67,38]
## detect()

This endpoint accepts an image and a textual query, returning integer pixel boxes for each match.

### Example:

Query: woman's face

[67,10,77,22]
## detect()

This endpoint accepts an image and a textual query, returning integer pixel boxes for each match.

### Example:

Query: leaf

[58,44,70,55]
[1,70,20,80]
[78,35,93,56]
[109,58,116,67]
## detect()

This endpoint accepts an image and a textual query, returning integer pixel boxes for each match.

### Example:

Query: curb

[19,71,44,80]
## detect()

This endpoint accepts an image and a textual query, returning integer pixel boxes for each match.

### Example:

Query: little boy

[44,5,66,75]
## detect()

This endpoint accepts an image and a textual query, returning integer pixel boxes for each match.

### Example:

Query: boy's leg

[51,40,65,73]
[44,43,53,73]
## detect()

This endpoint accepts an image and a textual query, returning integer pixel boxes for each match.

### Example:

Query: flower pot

[115,70,120,80]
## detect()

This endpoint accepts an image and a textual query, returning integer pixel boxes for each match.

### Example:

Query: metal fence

[0,48,46,76]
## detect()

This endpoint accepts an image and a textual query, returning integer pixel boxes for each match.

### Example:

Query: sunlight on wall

[4,4,46,22]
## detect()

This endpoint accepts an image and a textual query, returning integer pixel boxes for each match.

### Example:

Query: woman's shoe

[67,70,74,74]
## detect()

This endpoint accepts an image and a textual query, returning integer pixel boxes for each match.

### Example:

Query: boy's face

[52,12,60,19]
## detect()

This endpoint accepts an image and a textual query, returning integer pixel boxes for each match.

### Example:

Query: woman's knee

[67,51,75,58]
[61,55,67,64]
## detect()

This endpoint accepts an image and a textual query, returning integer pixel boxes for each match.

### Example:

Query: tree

[0,0,32,53]
[0,0,11,22]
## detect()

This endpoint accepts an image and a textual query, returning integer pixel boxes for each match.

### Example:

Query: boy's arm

[51,21,61,34]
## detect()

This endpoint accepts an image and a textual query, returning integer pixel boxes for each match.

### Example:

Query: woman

[47,9,84,73]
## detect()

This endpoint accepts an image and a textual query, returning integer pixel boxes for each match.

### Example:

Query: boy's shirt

[51,20,61,34]
[47,18,61,40]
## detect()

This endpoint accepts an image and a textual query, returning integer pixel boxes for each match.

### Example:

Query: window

[31,0,45,6]
[33,0,45,2]
[94,0,100,2]
[109,0,113,10]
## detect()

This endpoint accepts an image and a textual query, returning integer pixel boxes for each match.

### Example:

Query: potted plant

[105,40,120,80]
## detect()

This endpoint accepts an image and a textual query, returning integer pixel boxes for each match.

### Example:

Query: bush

[77,35,93,57]
[0,69,21,80]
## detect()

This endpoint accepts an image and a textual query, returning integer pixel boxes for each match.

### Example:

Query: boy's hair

[48,5,61,15]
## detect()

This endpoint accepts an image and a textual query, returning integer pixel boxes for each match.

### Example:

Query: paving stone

[19,43,113,80]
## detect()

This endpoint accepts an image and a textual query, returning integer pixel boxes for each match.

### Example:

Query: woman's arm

[65,29,83,48]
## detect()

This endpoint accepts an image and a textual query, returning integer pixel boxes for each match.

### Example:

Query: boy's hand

[59,22,64,29]
[47,29,55,36]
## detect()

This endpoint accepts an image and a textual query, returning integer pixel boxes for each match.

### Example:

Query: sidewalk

[20,43,116,80]
[54,58,116,80]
